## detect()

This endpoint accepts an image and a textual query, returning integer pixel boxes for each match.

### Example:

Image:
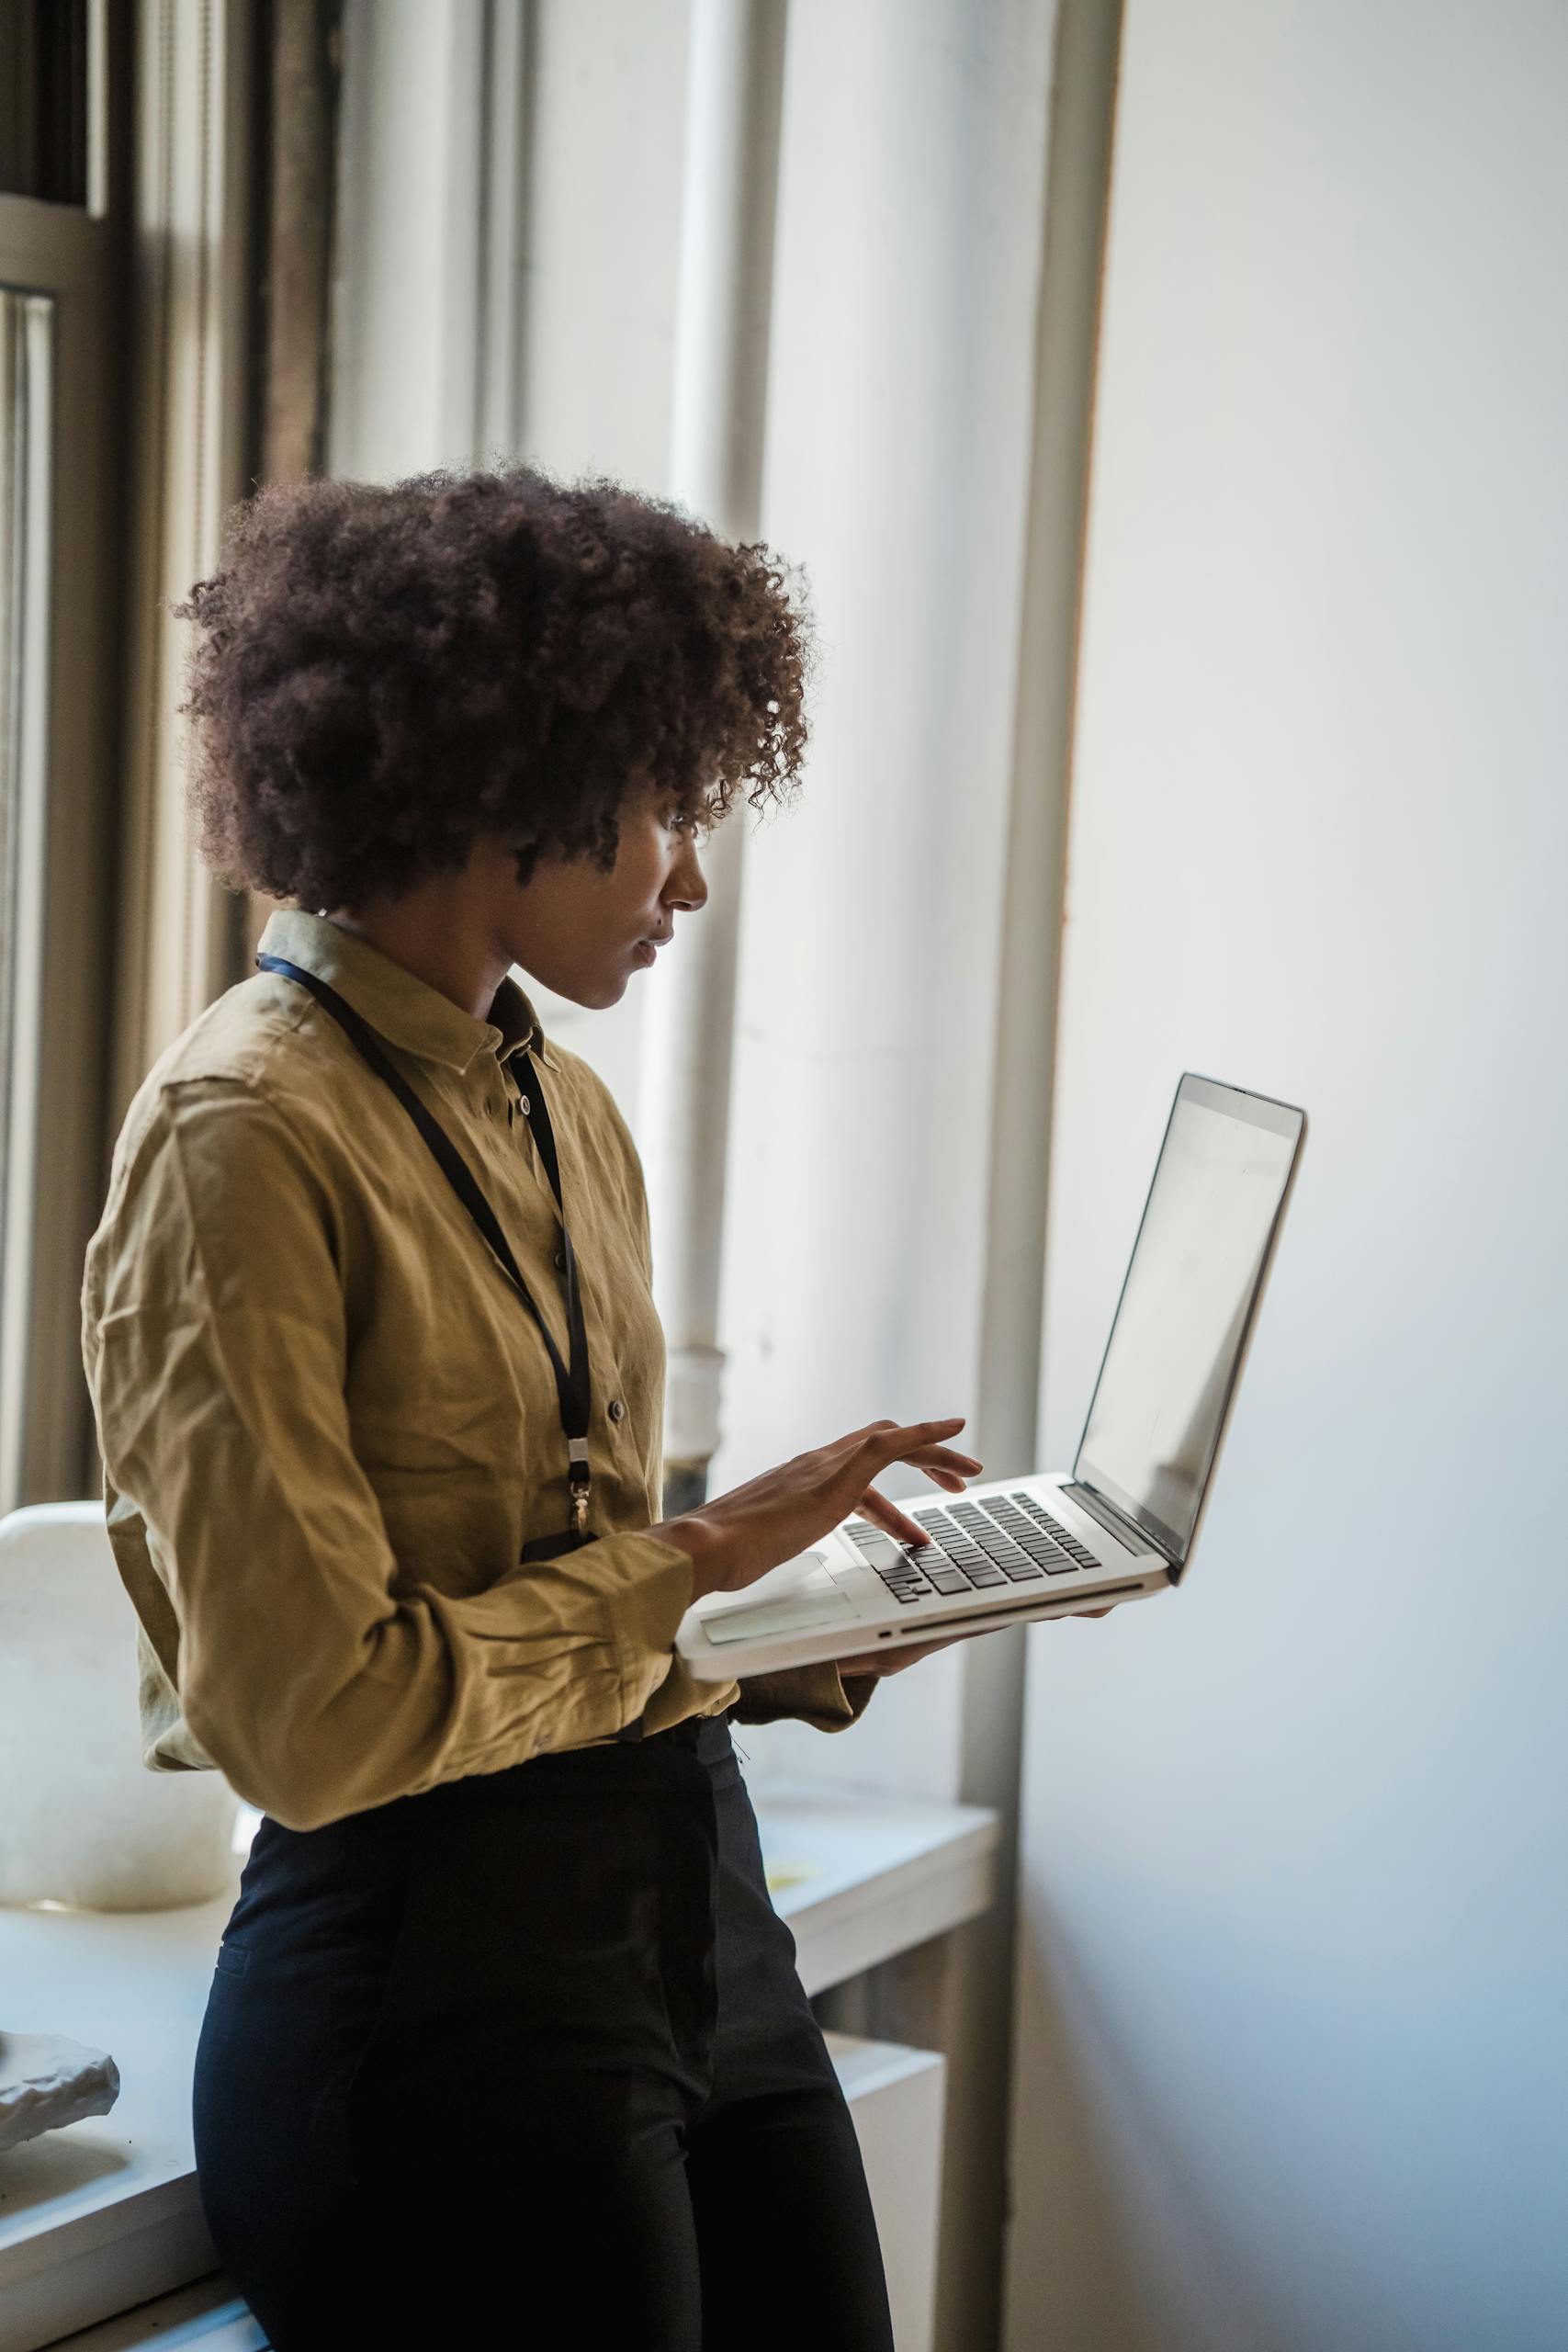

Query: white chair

[0,1502,238,1911]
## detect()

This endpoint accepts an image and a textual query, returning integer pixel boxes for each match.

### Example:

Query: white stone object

[0,2033,120,2154]
[0,1504,239,1911]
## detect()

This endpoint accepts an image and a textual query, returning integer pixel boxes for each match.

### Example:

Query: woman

[82,465,981,2348]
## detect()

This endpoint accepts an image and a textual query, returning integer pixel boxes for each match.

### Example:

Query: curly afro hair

[174,464,814,910]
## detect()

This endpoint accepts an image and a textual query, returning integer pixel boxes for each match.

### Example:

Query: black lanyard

[256,955,595,1541]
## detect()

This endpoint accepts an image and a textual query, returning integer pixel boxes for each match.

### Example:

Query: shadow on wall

[1010,1905,1302,2352]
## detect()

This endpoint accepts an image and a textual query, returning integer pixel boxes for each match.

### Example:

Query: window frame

[0,190,118,1509]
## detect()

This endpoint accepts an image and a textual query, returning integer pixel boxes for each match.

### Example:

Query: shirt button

[608,1399,626,1424]
[519,1094,531,1115]
[554,1247,567,1272]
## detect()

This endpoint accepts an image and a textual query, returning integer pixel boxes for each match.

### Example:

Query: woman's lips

[632,940,658,967]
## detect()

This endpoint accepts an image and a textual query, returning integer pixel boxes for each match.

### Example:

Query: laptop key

[855,1532,902,1567]
[1020,1500,1101,1566]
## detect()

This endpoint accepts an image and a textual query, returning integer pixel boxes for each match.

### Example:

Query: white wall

[330,7,1066,1630]
[513,0,691,495]
[333,0,689,488]
[331,0,486,481]
[329,18,1090,2341]
[506,0,692,1113]
[711,0,1055,1798]
[331,0,692,1116]
[1006,6,1568,2349]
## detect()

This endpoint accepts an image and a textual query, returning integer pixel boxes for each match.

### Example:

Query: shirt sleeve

[83,1080,695,1832]
[500,1051,878,1743]
[731,1661,878,1732]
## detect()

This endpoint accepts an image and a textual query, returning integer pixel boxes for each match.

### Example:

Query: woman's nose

[669,848,708,912]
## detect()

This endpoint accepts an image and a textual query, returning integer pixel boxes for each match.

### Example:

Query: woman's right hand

[653,1418,983,1602]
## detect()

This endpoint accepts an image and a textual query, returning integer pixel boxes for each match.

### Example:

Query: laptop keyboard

[846,1491,1102,1603]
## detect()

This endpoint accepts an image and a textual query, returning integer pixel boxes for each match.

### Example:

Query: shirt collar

[256,910,559,1075]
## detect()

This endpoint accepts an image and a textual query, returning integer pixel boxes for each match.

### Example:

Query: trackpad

[699,1559,860,1645]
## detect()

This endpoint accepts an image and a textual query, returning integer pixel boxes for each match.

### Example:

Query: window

[0,282,55,1505]
[0,0,92,209]
[0,24,119,1508]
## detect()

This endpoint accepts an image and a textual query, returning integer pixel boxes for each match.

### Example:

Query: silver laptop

[677,1073,1305,1680]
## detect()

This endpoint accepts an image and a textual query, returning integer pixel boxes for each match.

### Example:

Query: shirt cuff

[603,1533,701,1722]
[731,1657,877,1733]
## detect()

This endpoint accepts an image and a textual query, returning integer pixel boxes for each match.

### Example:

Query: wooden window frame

[2,0,260,1510]
[0,188,118,1509]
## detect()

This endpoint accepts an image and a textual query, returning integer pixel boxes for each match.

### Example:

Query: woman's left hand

[840,1606,1113,1679]
[837,1635,963,1680]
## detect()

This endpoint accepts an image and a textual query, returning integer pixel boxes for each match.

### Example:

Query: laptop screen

[1074,1074,1303,1563]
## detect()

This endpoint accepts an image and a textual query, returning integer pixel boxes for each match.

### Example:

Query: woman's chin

[513,961,627,1011]
[577,968,632,1010]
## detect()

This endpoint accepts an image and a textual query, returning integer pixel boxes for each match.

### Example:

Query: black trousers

[193,1714,895,2350]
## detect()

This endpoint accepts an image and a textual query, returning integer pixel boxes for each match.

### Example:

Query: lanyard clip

[569,1440,592,1542]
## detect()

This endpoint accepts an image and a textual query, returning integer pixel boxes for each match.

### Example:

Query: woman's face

[497,782,711,1009]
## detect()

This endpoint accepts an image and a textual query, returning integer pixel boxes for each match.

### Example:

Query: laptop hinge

[1065,1482,1177,1567]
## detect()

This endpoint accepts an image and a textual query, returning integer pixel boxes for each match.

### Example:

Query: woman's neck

[328,888,509,1023]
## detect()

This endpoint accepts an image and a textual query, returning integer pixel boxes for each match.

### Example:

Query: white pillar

[638,0,788,1497]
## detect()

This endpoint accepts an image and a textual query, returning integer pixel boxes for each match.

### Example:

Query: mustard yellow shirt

[80,910,866,1832]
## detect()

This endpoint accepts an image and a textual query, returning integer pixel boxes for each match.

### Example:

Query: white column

[329,0,488,481]
[637,0,788,1496]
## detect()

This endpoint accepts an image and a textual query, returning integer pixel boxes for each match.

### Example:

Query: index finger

[857,1487,932,1548]
[862,1417,968,1464]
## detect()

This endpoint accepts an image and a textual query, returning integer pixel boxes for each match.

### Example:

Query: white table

[2,1785,997,2350]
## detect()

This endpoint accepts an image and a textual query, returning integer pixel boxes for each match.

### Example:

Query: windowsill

[0,1882,239,2352]
[0,1783,997,2350]
[752,1776,999,1994]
